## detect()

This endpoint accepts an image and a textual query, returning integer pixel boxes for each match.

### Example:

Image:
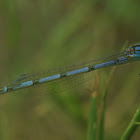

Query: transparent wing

[5,51,126,96]
[11,51,125,85]
[8,69,103,96]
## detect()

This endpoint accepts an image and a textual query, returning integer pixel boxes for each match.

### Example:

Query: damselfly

[0,44,140,95]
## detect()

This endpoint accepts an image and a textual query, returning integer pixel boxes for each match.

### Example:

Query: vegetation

[0,0,140,139]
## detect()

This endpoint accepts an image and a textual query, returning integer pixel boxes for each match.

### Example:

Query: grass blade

[87,74,99,140]
[121,107,140,140]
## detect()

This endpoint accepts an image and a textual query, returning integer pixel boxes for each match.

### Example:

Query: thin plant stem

[87,44,127,140]
[87,95,97,140]
[87,73,99,140]
[121,107,140,140]
[97,43,126,140]
[97,71,107,140]
[97,66,116,140]
[135,122,140,125]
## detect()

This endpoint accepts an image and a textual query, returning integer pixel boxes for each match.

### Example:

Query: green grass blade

[97,65,117,140]
[87,74,99,140]
[97,71,107,140]
[87,95,97,140]
[121,107,140,140]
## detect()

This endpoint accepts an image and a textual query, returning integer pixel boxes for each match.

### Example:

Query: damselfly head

[126,44,140,60]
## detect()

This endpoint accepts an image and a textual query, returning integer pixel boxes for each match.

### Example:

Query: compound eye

[129,47,134,54]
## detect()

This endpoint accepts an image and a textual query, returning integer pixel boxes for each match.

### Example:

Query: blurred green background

[0,0,140,140]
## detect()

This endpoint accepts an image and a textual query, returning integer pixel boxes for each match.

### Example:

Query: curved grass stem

[121,107,140,140]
